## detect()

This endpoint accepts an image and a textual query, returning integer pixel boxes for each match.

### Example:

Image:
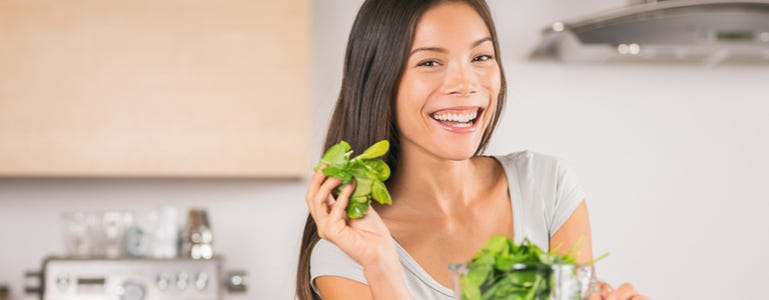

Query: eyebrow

[409,37,493,56]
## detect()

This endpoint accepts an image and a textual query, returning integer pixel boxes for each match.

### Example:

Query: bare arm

[316,258,411,300]
[315,251,411,300]
[549,200,593,263]
[316,277,371,300]
[553,200,649,300]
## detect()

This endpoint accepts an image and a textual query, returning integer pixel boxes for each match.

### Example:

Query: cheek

[403,73,439,100]
[396,72,438,118]
[480,65,501,96]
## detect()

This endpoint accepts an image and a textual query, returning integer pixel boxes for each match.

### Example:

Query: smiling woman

[396,3,502,160]
[297,1,646,300]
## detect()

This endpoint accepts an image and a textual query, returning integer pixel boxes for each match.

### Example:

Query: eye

[417,60,441,67]
[473,55,493,62]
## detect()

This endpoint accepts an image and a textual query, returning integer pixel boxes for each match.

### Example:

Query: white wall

[1,1,768,299]
[487,2,769,299]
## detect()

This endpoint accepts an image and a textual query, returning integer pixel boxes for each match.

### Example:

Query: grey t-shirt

[309,150,587,299]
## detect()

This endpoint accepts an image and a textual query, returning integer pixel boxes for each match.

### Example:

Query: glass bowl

[449,262,598,300]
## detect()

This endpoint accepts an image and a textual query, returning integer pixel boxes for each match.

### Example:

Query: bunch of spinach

[315,140,392,219]
[461,235,598,300]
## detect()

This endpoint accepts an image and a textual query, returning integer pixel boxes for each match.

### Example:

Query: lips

[429,106,484,133]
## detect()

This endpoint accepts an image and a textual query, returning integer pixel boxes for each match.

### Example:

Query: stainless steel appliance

[530,0,769,65]
[31,257,223,300]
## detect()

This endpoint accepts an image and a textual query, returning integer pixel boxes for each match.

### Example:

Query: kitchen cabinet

[0,0,309,177]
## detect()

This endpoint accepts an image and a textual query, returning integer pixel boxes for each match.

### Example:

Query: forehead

[411,2,491,49]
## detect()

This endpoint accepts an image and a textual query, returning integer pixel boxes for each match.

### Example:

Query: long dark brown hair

[296,0,507,299]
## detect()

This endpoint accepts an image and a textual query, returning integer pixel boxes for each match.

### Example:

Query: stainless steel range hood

[530,0,769,65]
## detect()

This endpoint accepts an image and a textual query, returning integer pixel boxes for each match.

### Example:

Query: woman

[297,1,647,299]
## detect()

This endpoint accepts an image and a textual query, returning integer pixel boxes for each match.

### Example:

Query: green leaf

[362,159,391,181]
[352,176,372,197]
[321,167,353,184]
[462,275,482,300]
[370,179,391,205]
[585,252,610,265]
[346,201,369,219]
[495,256,518,271]
[354,140,389,160]
[348,161,375,180]
[480,235,510,257]
[480,280,503,300]
[472,253,495,265]
[313,140,393,219]
[523,274,543,299]
[465,263,493,287]
[511,269,538,287]
[339,140,352,152]
[315,141,351,171]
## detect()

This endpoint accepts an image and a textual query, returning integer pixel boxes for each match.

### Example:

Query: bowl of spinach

[450,235,603,300]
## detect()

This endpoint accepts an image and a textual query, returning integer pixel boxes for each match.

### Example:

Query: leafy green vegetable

[315,140,392,219]
[321,167,352,184]
[354,140,389,160]
[460,235,604,300]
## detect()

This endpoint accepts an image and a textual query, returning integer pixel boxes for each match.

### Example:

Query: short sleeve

[310,238,368,296]
[549,159,587,235]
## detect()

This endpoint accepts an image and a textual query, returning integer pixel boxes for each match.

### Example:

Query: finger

[607,283,637,300]
[305,167,328,220]
[305,165,328,203]
[586,294,601,300]
[596,281,613,297]
[313,176,342,218]
[329,182,354,220]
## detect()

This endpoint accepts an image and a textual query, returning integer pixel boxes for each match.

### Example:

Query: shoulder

[493,150,568,178]
[493,149,583,193]
[493,150,587,235]
[309,239,368,293]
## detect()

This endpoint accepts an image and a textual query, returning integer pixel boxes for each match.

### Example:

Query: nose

[442,61,478,96]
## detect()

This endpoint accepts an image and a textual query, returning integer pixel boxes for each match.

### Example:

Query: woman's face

[396,2,501,161]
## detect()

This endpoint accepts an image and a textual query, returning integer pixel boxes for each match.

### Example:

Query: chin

[432,140,481,161]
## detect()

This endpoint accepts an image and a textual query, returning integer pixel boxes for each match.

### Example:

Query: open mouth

[429,107,483,130]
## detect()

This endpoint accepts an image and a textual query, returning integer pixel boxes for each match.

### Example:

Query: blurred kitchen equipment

[61,211,134,258]
[0,284,9,300]
[25,270,42,296]
[61,212,93,257]
[27,208,246,300]
[530,0,769,65]
[26,257,222,300]
[25,257,248,300]
[223,270,247,293]
[149,207,180,259]
[181,209,213,260]
[101,211,134,258]
[61,208,181,259]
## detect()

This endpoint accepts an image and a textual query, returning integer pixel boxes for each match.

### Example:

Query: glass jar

[449,263,598,300]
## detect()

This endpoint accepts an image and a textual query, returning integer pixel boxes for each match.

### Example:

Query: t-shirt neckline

[387,154,526,297]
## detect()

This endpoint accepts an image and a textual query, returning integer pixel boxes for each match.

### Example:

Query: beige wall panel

[0,0,310,177]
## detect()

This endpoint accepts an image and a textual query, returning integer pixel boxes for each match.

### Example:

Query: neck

[387,144,498,216]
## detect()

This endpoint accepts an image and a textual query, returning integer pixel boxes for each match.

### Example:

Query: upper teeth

[433,111,478,123]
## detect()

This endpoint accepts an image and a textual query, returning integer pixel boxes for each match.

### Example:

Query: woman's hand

[305,166,397,267]
[590,281,649,300]
[306,167,412,299]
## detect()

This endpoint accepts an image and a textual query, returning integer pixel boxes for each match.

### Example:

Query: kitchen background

[1,0,768,299]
